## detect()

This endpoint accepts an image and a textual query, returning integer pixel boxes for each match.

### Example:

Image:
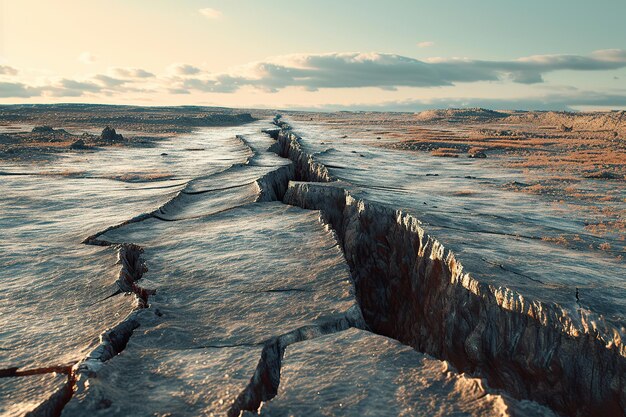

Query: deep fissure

[15,243,150,417]
[19,119,624,416]
[227,306,366,417]
[260,120,625,417]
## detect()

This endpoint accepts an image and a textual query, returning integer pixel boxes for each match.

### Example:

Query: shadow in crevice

[269,123,626,417]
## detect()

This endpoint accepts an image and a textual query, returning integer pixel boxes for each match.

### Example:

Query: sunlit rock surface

[274,120,626,417]
[0,374,66,417]
[0,122,269,415]
[257,328,558,417]
[1,112,623,417]
[63,202,355,416]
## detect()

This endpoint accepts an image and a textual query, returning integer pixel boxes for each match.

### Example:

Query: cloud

[93,74,127,88]
[3,49,626,106]
[169,63,202,76]
[199,8,222,19]
[301,91,626,112]
[47,79,104,97]
[173,49,626,93]
[168,88,191,95]
[417,41,434,48]
[78,52,96,64]
[113,67,155,78]
[0,65,18,76]
[0,82,42,98]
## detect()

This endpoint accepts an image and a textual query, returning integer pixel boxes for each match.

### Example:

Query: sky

[0,0,625,111]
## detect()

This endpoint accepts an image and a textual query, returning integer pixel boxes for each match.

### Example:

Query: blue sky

[0,0,625,110]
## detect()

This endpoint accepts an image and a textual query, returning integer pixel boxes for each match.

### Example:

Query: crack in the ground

[10,134,265,416]
[266,118,626,417]
[22,119,624,417]
[480,257,546,284]
[227,306,366,417]
[19,242,150,417]
[0,364,74,378]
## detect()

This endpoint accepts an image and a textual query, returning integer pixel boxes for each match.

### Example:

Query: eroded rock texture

[275,124,625,417]
[2,116,621,417]
[256,328,559,417]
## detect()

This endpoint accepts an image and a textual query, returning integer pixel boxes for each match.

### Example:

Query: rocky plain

[0,105,624,417]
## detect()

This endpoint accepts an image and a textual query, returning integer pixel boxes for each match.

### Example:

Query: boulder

[100,126,124,142]
[70,139,88,150]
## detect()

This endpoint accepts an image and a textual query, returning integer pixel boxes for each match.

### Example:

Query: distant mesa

[416,108,509,123]
[100,126,124,142]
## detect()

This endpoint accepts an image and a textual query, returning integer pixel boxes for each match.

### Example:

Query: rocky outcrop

[264,128,332,183]
[32,126,55,133]
[69,139,88,150]
[415,108,509,123]
[100,126,124,142]
[255,163,295,202]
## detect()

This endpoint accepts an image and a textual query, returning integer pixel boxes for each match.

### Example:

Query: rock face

[273,125,626,417]
[257,328,558,417]
[100,126,123,142]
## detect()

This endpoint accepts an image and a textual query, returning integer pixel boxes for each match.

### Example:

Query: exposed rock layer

[270,125,626,417]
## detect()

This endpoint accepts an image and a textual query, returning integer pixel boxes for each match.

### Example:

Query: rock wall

[273,126,626,417]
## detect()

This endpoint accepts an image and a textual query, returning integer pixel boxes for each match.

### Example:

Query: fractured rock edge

[11,133,260,416]
[24,129,326,416]
[227,305,366,417]
[266,121,626,417]
[82,135,277,244]
[20,121,625,417]
[20,244,149,417]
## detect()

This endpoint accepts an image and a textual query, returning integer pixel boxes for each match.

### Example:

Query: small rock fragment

[70,139,88,150]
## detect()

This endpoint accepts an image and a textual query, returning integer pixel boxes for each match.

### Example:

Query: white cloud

[169,63,202,76]
[0,65,18,76]
[0,82,41,97]
[78,52,96,64]
[172,49,626,93]
[113,67,155,78]
[3,49,626,110]
[199,8,222,20]
[417,41,434,48]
